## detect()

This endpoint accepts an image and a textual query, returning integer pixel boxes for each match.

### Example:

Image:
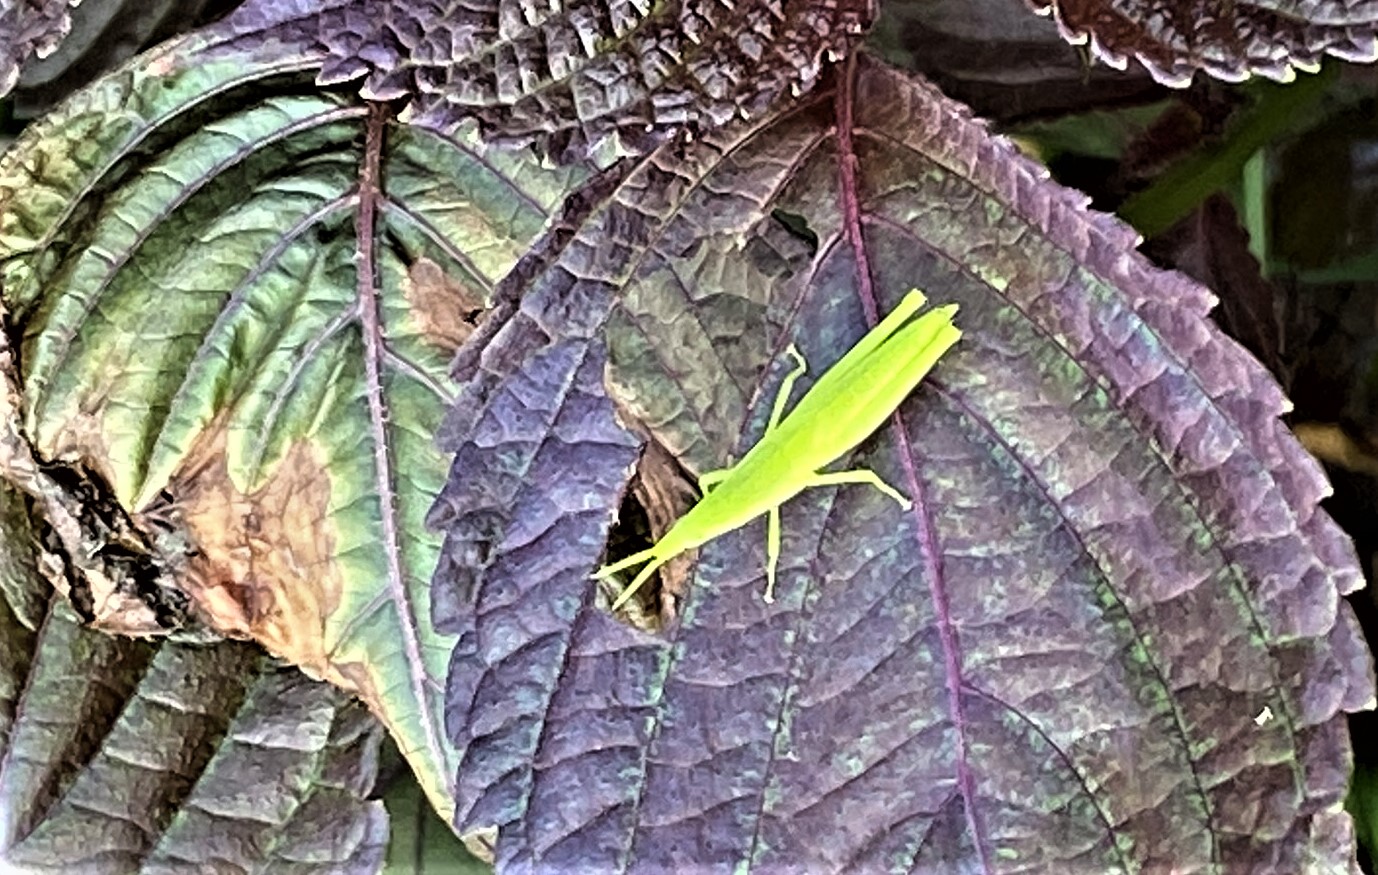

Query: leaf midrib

[353,103,451,795]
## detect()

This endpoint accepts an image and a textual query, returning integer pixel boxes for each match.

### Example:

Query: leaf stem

[355,102,449,794]
[834,55,993,874]
[835,56,878,324]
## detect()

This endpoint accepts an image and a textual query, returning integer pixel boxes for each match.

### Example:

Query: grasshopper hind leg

[593,545,658,579]
[807,468,912,509]
[612,557,669,610]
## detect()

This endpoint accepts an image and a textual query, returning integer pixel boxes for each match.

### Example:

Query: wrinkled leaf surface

[431,55,1374,872]
[0,482,389,874]
[1028,0,1378,86]
[216,0,872,160]
[0,25,581,820]
[1143,193,1290,388]
[0,0,77,98]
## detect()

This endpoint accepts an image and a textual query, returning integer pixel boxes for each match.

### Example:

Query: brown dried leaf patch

[403,256,486,353]
[175,436,348,687]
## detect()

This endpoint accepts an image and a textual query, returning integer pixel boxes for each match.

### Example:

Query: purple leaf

[870,0,1164,123]
[1143,193,1291,388]
[0,484,389,874]
[432,54,1374,871]
[1027,0,1378,86]
[216,0,873,160]
[0,0,77,99]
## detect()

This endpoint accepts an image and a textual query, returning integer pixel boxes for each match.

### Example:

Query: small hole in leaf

[599,443,701,622]
[600,480,659,619]
[772,208,819,254]
[604,483,655,572]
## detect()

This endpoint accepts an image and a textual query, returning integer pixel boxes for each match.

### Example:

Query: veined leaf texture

[427,55,1375,871]
[0,0,1374,871]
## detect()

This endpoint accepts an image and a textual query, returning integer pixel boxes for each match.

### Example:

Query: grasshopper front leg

[701,346,806,496]
[768,344,808,433]
[756,344,809,602]
[764,506,782,602]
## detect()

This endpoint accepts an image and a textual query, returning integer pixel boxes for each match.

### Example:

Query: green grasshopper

[596,289,961,608]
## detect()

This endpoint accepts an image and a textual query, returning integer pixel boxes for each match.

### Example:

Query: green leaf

[383,766,492,875]
[0,482,390,873]
[1117,66,1338,237]
[0,26,583,823]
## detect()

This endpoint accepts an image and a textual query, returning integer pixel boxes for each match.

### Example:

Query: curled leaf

[870,0,1163,122]
[0,26,582,822]
[3,0,246,118]
[0,0,77,99]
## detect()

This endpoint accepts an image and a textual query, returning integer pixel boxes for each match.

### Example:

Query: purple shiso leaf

[429,54,1374,873]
